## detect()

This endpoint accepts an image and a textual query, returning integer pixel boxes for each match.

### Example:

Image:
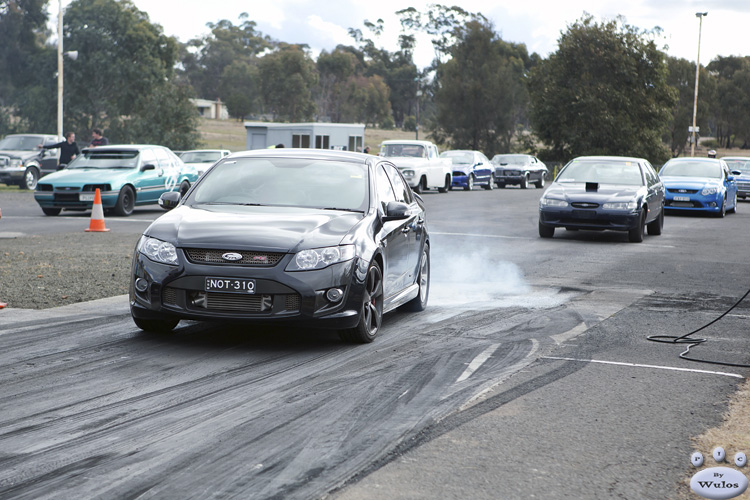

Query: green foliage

[527,14,675,164]
[432,20,531,155]
[402,115,417,132]
[258,46,318,121]
[108,81,201,150]
[707,56,750,148]
[219,61,259,118]
[379,115,395,129]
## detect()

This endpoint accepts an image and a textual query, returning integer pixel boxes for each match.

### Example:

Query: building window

[292,134,310,148]
[349,135,363,152]
[315,135,330,149]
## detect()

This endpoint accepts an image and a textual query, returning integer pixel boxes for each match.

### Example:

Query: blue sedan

[440,150,494,190]
[34,145,198,216]
[659,158,739,217]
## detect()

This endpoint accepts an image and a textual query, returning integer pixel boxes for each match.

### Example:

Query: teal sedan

[34,145,198,216]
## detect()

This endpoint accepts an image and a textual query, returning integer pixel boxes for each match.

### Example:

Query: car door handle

[401,227,411,234]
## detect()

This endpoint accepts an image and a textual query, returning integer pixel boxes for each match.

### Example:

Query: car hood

[660,176,724,188]
[388,157,429,169]
[145,205,364,253]
[38,168,136,185]
[545,182,645,201]
[0,150,40,160]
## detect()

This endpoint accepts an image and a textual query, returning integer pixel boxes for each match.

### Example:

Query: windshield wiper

[320,207,364,212]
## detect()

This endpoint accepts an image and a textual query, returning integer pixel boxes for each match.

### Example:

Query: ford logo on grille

[222,252,243,261]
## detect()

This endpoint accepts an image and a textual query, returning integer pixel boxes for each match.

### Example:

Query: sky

[54,0,750,68]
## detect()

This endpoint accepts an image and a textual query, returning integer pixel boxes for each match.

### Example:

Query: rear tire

[520,175,529,189]
[535,174,546,189]
[484,174,495,190]
[402,245,430,312]
[437,175,450,193]
[133,316,179,333]
[339,261,383,343]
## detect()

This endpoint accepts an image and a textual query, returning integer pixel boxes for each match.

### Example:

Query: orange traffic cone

[85,188,110,232]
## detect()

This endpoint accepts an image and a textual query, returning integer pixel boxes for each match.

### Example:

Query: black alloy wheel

[340,261,383,343]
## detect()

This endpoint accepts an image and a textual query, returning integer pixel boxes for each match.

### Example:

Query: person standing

[41,132,80,167]
[88,128,109,148]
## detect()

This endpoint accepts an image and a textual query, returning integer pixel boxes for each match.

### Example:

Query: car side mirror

[382,201,410,222]
[159,191,181,209]
[731,170,741,176]
[140,163,156,172]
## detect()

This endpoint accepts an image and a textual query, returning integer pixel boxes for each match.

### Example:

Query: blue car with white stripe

[34,145,198,216]
[659,157,739,217]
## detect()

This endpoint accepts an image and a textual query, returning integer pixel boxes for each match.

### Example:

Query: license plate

[673,196,690,202]
[205,277,256,294]
[79,193,95,202]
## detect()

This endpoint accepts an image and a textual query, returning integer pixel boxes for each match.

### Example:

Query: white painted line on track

[542,356,744,378]
[457,343,502,383]
[432,231,527,240]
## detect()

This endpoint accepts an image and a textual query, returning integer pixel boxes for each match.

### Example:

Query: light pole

[56,0,77,139]
[691,12,707,157]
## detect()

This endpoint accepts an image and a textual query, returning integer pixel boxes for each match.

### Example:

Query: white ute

[380,140,452,194]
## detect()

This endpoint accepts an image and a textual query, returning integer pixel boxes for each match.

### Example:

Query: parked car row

[538,155,743,243]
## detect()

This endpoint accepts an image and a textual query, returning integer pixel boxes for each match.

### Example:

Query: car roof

[225,148,371,164]
[381,140,433,146]
[181,149,230,153]
[721,156,750,160]
[572,155,647,163]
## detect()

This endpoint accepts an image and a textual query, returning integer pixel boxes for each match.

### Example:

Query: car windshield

[557,159,644,185]
[659,161,722,178]
[441,152,474,164]
[723,159,750,173]
[381,144,425,158]
[0,135,44,151]
[492,154,527,165]
[67,150,139,169]
[181,151,223,163]
[187,157,368,211]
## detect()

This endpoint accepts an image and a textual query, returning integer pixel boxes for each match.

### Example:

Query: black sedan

[538,156,665,242]
[129,149,430,343]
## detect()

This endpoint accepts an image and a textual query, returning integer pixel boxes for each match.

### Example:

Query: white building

[191,98,229,120]
[244,122,366,151]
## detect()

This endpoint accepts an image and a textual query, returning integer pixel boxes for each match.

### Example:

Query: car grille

[667,188,699,194]
[503,170,522,176]
[162,286,300,313]
[737,182,750,190]
[571,202,599,209]
[666,200,702,208]
[184,249,285,266]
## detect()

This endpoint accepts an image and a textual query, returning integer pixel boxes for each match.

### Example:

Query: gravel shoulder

[0,232,137,309]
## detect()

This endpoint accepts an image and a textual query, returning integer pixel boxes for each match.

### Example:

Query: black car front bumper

[539,208,641,231]
[129,248,366,329]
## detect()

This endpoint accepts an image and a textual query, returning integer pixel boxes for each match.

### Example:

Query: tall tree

[707,56,750,148]
[431,20,530,155]
[258,45,318,121]
[527,15,675,164]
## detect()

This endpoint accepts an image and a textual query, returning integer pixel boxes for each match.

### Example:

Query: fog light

[134,278,148,292]
[326,288,344,302]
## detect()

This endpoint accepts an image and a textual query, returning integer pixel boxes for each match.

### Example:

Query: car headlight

[540,197,568,208]
[701,186,718,196]
[602,200,638,210]
[138,236,179,265]
[286,245,355,271]
[401,169,415,179]
[9,159,22,168]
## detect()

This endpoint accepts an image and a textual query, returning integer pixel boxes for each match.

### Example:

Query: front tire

[340,261,383,343]
[539,220,555,238]
[413,177,426,195]
[716,196,726,218]
[403,245,430,312]
[464,174,474,191]
[647,207,663,235]
[42,207,62,216]
[133,316,179,333]
[20,166,40,190]
[114,185,135,216]
[628,210,646,242]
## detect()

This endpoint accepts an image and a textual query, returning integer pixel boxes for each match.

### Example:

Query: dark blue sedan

[660,158,738,217]
[538,156,665,242]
